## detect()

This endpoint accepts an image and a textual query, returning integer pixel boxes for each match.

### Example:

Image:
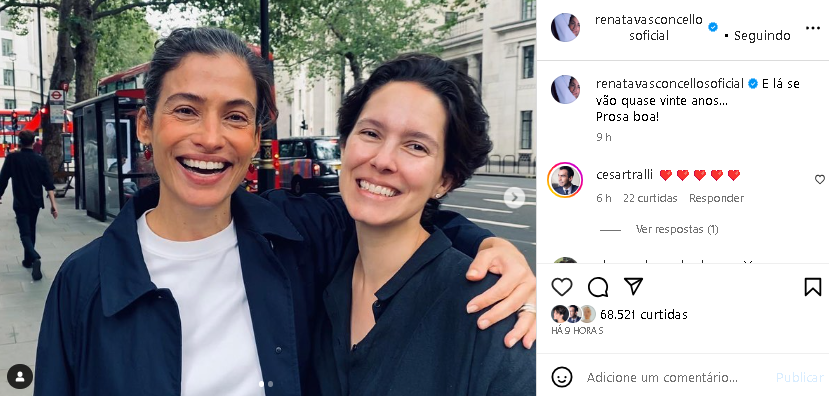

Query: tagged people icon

[6,364,34,389]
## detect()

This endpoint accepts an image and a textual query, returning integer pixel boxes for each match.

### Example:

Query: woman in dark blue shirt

[315,54,535,395]
[34,28,536,396]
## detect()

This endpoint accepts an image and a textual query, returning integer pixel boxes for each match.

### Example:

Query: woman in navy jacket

[315,54,535,395]
[34,28,536,396]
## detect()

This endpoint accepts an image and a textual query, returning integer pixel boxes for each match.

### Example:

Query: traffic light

[10,111,18,131]
[300,119,308,130]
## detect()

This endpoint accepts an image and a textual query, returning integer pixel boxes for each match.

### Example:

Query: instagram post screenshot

[3,0,826,395]
[538,0,828,395]
[0,0,539,395]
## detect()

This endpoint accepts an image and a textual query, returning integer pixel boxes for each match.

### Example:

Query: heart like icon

[677,170,690,181]
[552,278,573,297]
[817,175,826,185]
[711,170,723,181]
[660,170,672,181]
[694,170,707,181]
[728,170,740,181]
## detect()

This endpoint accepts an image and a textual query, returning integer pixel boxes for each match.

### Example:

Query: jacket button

[275,346,282,354]
[373,300,381,308]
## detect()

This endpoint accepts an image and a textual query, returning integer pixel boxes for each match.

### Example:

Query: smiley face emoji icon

[552,366,573,388]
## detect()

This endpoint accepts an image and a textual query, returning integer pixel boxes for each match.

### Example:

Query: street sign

[60,82,69,91]
[49,90,65,104]
[48,90,66,126]
[50,105,65,124]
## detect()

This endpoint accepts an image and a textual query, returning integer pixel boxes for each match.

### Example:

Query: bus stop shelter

[69,89,155,221]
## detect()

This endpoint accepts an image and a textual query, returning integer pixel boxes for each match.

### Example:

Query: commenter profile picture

[552,75,580,104]
[551,13,580,42]
[548,162,583,198]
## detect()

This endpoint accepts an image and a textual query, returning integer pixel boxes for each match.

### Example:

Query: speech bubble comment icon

[589,277,609,297]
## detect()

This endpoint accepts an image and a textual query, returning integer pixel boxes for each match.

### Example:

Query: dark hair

[569,77,577,86]
[569,305,579,313]
[569,14,577,25]
[19,131,35,147]
[338,53,492,193]
[143,27,276,128]
[560,166,574,178]
[553,306,568,318]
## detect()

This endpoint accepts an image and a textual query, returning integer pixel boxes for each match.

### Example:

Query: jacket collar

[374,228,451,301]
[99,184,304,317]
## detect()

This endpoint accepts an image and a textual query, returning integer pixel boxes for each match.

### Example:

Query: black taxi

[277,136,341,194]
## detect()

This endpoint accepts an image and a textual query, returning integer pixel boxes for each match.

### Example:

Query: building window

[3,69,13,86]
[2,38,12,56]
[444,11,458,25]
[522,45,534,79]
[4,99,15,109]
[521,0,536,21]
[520,111,532,149]
[1,12,11,31]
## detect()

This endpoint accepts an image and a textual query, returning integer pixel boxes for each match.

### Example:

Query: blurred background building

[276,0,537,173]
[0,11,57,111]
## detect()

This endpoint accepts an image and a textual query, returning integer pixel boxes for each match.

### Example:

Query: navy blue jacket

[315,230,535,395]
[34,185,493,396]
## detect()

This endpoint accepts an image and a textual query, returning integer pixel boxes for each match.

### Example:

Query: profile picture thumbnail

[567,305,581,323]
[580,305,596,323]
[552,305,569,324]
[554,257,577,263]
[551,75,579,104]
[548,162,583,198]
[552,13,580,42]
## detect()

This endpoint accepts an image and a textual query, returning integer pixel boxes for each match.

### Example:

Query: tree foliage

[206,0,478,84]
[93,9,157,81]
[0,0,215,173]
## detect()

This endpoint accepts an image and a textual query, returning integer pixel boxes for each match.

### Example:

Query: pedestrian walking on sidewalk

[33,137,43,155]
[0,130,59,280]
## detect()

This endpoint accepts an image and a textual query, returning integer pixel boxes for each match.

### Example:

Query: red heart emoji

[677,170,689,181]
[694,170,706,181]
[711,170,723,181]
[660,170,672,181]
[728,170,740,181]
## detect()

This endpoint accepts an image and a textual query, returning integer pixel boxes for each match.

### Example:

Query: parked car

[278,136,341,194]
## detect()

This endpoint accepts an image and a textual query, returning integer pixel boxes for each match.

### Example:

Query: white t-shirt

[137,210,266,396]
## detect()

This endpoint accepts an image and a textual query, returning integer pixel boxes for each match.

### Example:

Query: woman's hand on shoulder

[465,237,536,349]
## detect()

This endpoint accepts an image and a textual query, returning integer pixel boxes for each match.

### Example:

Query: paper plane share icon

[625,278,643,296]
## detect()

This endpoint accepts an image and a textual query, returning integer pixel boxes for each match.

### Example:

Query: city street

[444,175,537,270]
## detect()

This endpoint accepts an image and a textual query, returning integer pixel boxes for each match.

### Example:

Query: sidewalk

[0,158,109,396]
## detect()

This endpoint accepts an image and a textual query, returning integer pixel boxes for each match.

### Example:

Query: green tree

[0,0,229,174]
[94,9,158,81]
[207,0,478,85]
